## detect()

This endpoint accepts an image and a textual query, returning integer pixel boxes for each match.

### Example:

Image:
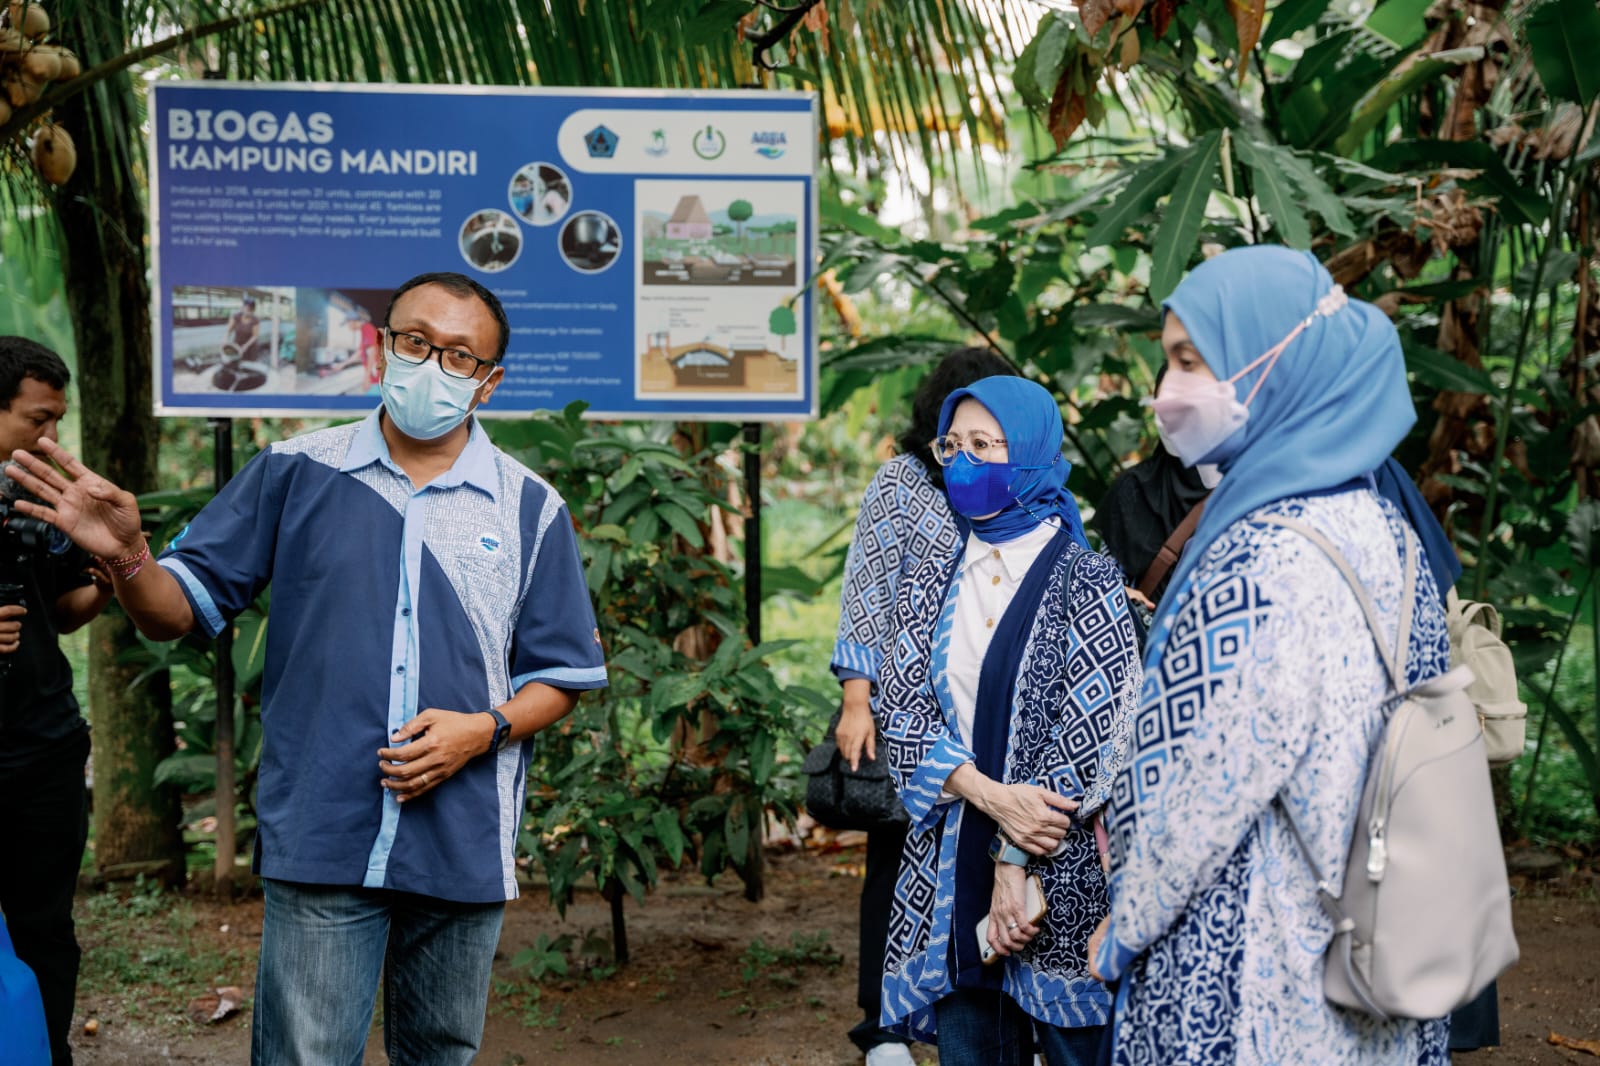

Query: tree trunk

[55,3,184,883]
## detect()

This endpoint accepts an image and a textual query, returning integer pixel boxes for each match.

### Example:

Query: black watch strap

[485,708,512,753]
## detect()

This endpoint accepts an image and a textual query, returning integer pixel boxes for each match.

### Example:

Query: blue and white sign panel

[149,82,818,420]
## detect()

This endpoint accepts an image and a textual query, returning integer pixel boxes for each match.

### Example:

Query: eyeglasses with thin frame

[929,433,1009,466]
[384,328,496,380]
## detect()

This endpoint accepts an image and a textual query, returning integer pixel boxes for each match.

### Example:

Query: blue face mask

[944,453,1019,518]
[380,357,488,441]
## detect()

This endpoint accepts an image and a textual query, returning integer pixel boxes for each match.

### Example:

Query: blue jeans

[935,987,1105,1066]
[251,879,505,1066]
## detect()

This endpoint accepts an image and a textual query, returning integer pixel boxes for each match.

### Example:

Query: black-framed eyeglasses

[384,328,496,380]
[929,433,1008,466]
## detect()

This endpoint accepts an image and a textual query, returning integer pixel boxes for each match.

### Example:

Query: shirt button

[991,575,1001,586]
[395,665,405,675]
[985,617,995,629]
[401,607,411,617]
[991,549,1001,560]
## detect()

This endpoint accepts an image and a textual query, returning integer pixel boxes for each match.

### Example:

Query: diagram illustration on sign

[635,178,803,400]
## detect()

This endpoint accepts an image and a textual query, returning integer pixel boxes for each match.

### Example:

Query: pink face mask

[1147,285,1349,468]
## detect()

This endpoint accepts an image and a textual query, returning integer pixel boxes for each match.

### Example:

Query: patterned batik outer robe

[876,539,1143,1043]
[1097,489,1452,1065]
[832,454,963,681]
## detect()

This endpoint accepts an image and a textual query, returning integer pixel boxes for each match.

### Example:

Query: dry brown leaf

[1151,0,1179,37]
[1232,0,1267,84]
[835,0,856,37]
[804,0,830,55]
[1550,1032,1600,1057]
[1119,27,1142,69]
[1080,0,1119,38]
[1047,70,1089,150]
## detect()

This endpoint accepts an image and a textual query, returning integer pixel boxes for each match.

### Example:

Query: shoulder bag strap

[1136,498,1208,601]
[1254,513,1416,694]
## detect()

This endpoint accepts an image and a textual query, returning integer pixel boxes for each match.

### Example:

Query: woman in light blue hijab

[1089,247,1453,1064]
[874,376,1141,1064]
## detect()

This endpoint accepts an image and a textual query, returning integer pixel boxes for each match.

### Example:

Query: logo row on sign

[583,123,790,161]
[556,108,814,176]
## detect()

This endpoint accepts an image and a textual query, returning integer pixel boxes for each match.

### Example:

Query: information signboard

[149,82,818,420]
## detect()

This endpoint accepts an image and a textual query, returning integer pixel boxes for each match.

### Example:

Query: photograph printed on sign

[170,285,387,397]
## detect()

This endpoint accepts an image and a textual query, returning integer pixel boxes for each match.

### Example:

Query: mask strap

[1230,285,1348,408]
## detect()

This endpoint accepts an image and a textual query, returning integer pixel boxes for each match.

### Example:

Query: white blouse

[945,519,1061,748]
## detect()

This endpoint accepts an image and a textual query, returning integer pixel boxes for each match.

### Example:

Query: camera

[0,472,68,562]
[0,473,70,689]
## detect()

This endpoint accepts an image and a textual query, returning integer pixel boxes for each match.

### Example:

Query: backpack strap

[1260,509,1422,1021]
[1255,513,1416,694]
[1136,499,1207,600]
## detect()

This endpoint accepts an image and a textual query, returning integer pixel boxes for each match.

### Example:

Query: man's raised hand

[6,439,145,560]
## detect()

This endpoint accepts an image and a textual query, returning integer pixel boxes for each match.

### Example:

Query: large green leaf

[1332,57,1455,156]
[1525,0,1600,106]
[1148,131,1221,303]
[1402,342,1499,395]
[1567,499,1600,570]
[1364,0,1434,49]
[1233,137,1312,248]
[1082,145,1199,248]
[1260,0,1333,49]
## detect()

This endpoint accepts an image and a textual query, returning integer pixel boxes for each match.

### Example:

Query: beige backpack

[1446,590,1527,767]
[1262,515,1519,1020]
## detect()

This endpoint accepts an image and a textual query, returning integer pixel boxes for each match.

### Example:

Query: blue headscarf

[937,376,1089,547]
[1152,246,1417,626]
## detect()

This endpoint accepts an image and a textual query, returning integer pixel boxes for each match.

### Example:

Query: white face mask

[380,356,490,441]
[1147,284,1350,468]
[1151,372,1249,467]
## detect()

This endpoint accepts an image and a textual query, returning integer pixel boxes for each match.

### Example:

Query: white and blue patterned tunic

[832,454,964,681]
[1095,488,1451,1064]
[876,538,1143,1042]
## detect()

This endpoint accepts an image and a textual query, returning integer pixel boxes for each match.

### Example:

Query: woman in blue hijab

[1088,247,1453,1064]
[874,376,1142,1065]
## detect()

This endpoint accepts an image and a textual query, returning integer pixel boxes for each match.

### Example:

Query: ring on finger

[1006,920,1019,929]
[420,771,430,785]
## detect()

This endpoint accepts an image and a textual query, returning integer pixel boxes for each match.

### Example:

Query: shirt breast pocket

[436,542,521,626]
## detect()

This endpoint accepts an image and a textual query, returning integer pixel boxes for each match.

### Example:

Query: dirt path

[67,845,1599,1065]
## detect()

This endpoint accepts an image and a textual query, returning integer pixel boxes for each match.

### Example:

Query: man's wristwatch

[484,708,512,754]
[988,832,1029,866]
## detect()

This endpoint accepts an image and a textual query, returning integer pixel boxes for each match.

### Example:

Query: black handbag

[802,706,908,831]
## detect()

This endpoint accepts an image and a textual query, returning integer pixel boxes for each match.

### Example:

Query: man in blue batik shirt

[6,272,607,1065]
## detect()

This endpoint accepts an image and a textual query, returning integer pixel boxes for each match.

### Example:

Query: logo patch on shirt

[479,535,501,554]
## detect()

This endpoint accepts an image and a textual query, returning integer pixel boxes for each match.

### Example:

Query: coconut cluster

[1,1,81,184]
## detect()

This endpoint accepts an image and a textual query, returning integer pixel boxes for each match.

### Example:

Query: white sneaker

[865,1044,916,1066]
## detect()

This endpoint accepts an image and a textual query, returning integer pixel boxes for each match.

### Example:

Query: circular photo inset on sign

[459,209,522,273]
[508,162,572,227]
[559,211,621,274]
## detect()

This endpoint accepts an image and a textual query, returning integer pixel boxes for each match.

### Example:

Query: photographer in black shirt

[0,337,113,1065]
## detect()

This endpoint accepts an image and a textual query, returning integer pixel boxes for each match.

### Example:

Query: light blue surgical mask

[380,356,490,441]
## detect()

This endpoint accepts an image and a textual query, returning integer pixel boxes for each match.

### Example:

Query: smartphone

[977,873,1047,965]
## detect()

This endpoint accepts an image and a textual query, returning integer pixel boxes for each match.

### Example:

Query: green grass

[75,878,252,1026]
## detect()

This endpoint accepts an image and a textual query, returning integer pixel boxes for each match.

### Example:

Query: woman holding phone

[874,376,1142,1065]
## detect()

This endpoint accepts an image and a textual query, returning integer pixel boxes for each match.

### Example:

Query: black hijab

[1095,447,1210,597]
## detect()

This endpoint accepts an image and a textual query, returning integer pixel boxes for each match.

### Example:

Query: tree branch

[0,0,327,144]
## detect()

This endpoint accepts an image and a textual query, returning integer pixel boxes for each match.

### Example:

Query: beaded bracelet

[99,542,151,581]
